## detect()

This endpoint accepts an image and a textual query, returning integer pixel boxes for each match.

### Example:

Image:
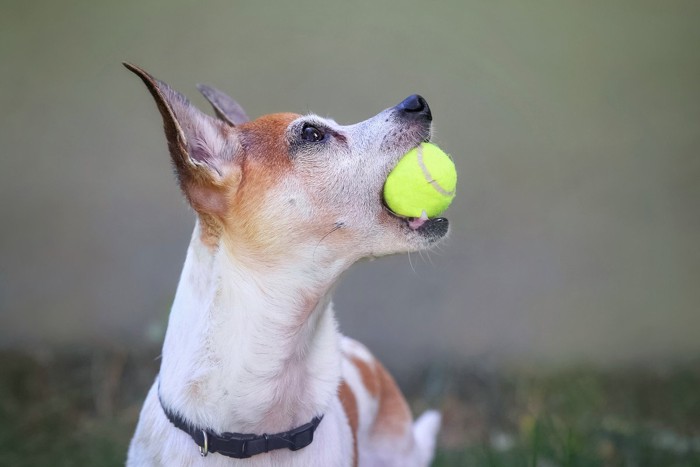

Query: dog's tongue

[408,211,429,230]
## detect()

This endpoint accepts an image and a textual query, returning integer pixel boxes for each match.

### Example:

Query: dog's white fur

[125,64,444,466]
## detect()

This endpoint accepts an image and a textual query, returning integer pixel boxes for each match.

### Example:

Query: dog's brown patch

[238,113,298,164]
[225,113,300,254]
[197,213,224,248]
[338,380,359,467]
[350,356,380,398]
[372,360,412,439]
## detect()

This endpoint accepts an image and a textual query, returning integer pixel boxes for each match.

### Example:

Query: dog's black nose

[395,94,432,121]
[419,217,449,240]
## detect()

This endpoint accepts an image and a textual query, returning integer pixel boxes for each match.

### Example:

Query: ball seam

[416,144,455,196]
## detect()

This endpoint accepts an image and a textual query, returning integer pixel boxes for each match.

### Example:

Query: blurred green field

[1,349,698,466]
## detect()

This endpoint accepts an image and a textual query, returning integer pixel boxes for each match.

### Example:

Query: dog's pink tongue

[408,211,429,230]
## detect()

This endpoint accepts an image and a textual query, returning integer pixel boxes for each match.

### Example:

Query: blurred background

[1,0,699,465]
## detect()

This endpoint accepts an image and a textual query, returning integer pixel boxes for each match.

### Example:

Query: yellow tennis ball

[383,143,457,218]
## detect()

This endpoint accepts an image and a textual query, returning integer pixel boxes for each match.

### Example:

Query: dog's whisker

[313,222,344,262]
[407,250,417,273]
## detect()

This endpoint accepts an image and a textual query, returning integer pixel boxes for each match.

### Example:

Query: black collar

[158,392,323,459]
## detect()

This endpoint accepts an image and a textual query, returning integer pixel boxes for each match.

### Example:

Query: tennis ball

[383,143,457,218]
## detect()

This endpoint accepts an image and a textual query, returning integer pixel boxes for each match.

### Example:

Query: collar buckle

[198,430,209,457]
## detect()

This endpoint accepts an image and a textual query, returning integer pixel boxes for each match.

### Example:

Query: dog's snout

[419,217,449,240]
[395,94,432,121]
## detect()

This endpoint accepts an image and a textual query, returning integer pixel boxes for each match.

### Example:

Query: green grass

[430,365,700,466]
[1,349,698,466]
[0,351,139,466]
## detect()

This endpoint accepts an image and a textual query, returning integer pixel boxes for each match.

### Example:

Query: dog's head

[126,64,449,268]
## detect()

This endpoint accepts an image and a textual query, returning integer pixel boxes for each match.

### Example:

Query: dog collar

[158,392,323,459]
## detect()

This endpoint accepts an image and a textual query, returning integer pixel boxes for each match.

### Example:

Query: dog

[124,63,447,466]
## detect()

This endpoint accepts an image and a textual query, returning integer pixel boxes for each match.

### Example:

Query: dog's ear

[124,63,241,217]
[197,84,250,126]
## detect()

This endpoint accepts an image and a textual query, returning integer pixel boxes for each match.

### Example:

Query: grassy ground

[1,349,698,466]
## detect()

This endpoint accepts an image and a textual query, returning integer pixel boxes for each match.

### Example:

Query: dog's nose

[395,94,432,121]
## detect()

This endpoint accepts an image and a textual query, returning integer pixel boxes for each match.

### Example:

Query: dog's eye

[301,124,325,143]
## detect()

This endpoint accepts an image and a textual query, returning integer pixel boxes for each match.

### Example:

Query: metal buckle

[199,430,209,457]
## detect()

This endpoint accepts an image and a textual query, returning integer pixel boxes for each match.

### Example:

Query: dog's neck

[158,222,348,435]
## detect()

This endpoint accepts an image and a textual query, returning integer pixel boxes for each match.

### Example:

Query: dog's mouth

[381,141,449,239]
[380,148,449,240]
[378,124,449,240]
[382,201,450,237]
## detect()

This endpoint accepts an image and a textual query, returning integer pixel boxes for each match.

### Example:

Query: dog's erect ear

[124,63,241,216]
[197,84,250,126]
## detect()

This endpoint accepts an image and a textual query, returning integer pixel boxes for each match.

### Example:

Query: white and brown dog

[124,64,447,467]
